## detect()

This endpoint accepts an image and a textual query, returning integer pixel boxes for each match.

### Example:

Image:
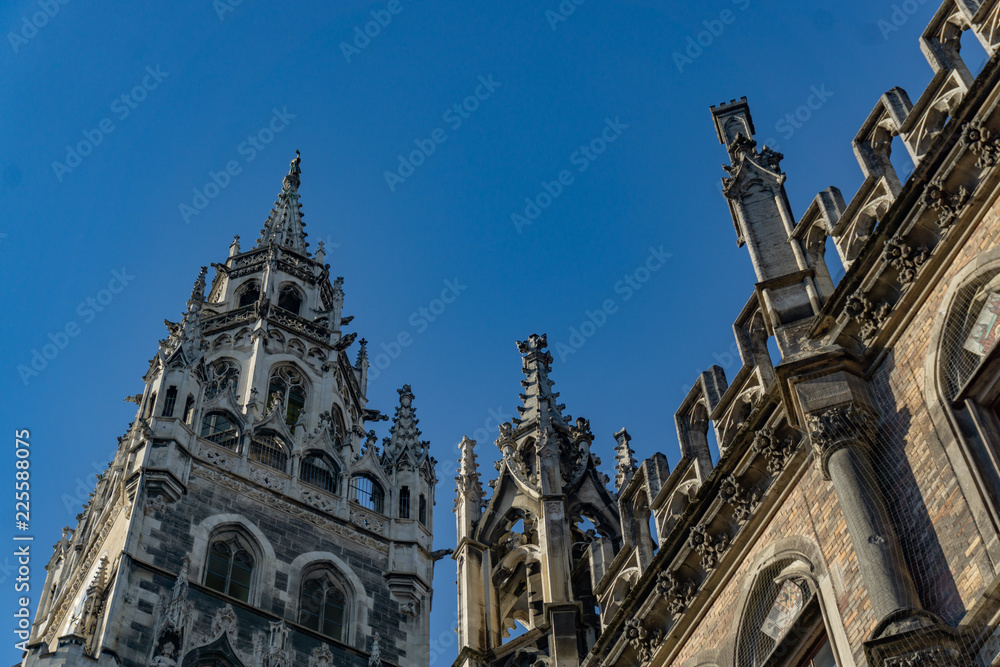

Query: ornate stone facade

[21,156,439,666]
[452,2,1000,665]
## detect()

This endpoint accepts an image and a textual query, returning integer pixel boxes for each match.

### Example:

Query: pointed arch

[189,514,276,609]
[730,537,856,667]
[288,551,369,648]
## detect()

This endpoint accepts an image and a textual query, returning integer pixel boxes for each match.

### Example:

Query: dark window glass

[300,574,347,641]
[301,455,339,494]
[399,486,410,519]
[238,283,259,308]
[350,475,384,513]
[201,412,239,450]
[249,432,288,472]
[183,395,195,424]
[419,494,427,525]
[205,538,254,603]
[162,386,178,417]
[278,286,303,315]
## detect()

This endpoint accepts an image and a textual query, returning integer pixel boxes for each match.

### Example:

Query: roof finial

[613,428,638,490]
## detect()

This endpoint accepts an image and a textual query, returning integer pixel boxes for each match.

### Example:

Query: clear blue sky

[1,0,969,664]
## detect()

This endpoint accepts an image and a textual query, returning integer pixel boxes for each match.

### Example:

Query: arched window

[299,569,348,641]
[249,431,289,472]
[201,411,240,450]
[349,474,384,513]
[146,391,157,418]
[277,285,303,315]
[301,453,340,494]
[940,269,1000,398]
[205,359,240,400]
[204,532,255,603]
[418,494,427,525]
[736,560,830,667]
[399,486,410,518]
[237,281,259,308]
[267,366,307,433]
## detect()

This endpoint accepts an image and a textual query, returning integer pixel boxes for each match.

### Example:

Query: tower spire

[514,334,566,433]
[255,150,309,256]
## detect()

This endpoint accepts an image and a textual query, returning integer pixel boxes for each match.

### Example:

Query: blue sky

[0,0,971,664]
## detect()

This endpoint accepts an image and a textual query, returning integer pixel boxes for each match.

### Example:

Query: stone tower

[21,153,439,667]
[453,334,621,667]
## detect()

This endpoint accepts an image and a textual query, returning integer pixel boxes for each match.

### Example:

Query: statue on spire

[283,150,301,191]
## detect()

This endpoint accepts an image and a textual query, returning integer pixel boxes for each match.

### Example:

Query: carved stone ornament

[919,177,969,229]
[309,644,334,667]
[686,523,730,570]
[623,618,663,665]
[655,570,696,615]
[844,292,891,343]
[719,475,761,523]
[807,404,876,480]
[751,427,790,474]
[880,235,929,286]
[959,119,1000,168]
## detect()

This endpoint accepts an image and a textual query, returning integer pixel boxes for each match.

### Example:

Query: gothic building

[452,2,1000,667]
[21,154,440,666]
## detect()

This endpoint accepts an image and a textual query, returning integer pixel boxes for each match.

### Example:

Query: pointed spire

[255,151,309,256]
[514,334,566,431]
[356,338,368,367]
[189,266,207,305]
[383,385,427,462]
[229,235,240,257]
[613,428,638,490]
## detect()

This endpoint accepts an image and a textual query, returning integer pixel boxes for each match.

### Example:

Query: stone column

[808,404,922,623]
[808,403,973,665]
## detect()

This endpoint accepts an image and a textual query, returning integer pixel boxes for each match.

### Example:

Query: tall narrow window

[299,570,347,641]
[249,431,289,472]
[201,412,240,450]
[204,534,255,603]
[238,282,260,308]
[301,453,340,494]
[350,474,384,513]
[162,386,178,417]
[278,285,303,315]
[146,391,157,418]
[267,366,307,433]
[183,395,195,424]
[399,486,410,518]
[418,494,427,525]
